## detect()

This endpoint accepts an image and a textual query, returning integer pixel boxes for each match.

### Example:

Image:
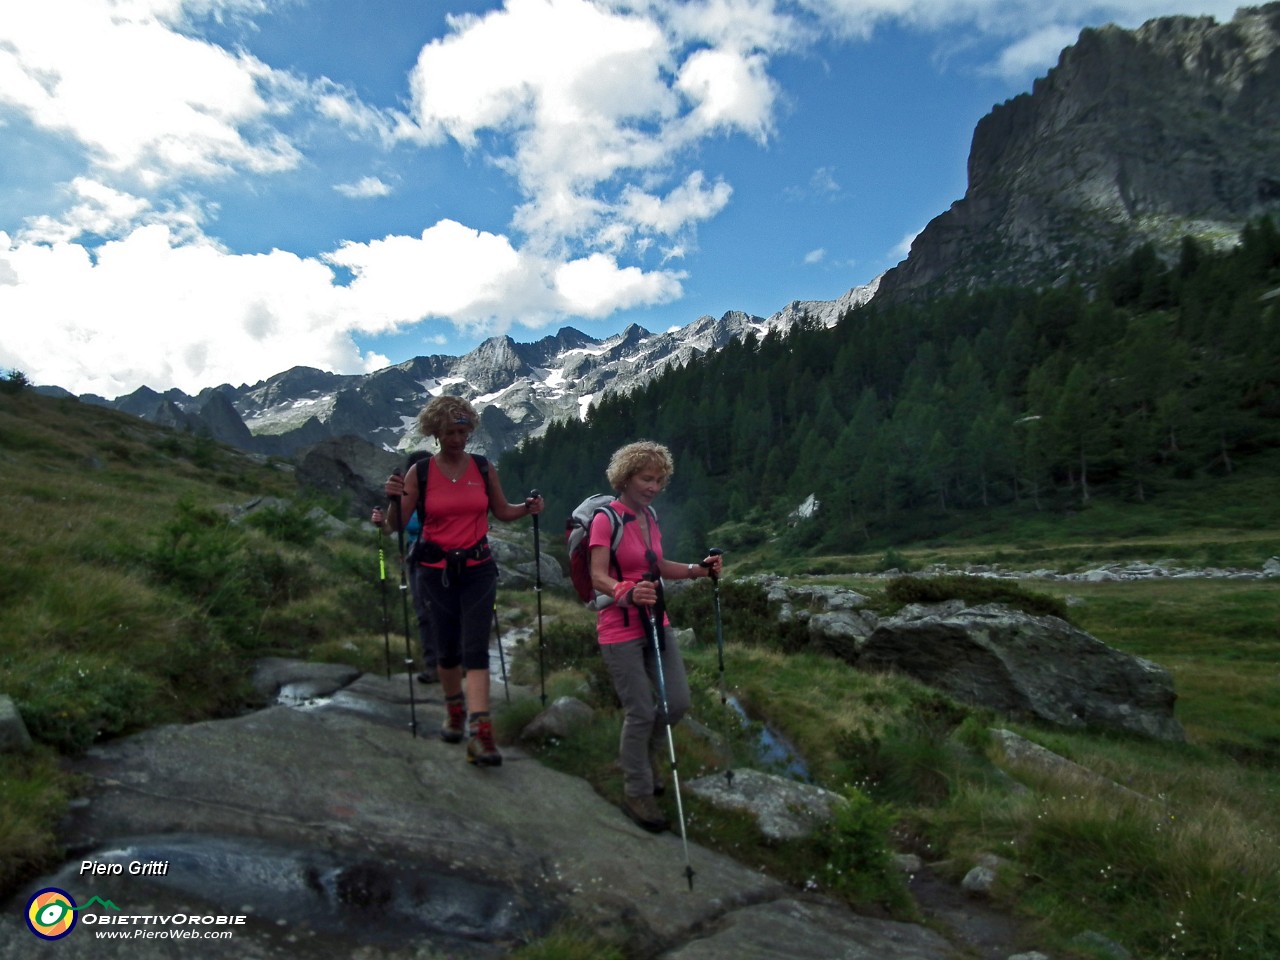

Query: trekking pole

[640,574,695,891]
[391,471,418,737]
[704,547,726,704]
[493,602,510,704]
[703,547,733,785]
[378,529,392,680]
[530,488,546,708]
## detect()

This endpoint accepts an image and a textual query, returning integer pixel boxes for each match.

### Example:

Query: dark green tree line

[499,218,1280,552]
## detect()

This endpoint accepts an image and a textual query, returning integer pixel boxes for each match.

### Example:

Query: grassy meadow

[2,386,1278,960]
[506,570,1279,960]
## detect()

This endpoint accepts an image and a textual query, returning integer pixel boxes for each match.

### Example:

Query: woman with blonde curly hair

[589,440,722,831]
[382,395,544,767]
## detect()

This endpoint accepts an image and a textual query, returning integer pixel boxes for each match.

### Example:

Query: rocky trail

[3,657,1047,960]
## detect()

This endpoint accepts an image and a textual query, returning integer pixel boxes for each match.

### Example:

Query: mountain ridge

[37,5,1280,462]
[55,281,878,461]
[874,3,1280,302]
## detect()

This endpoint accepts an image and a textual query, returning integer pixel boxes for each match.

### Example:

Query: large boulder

[294,434,404,515]
[0,695,33,754]
[488,530,567,591]
[2,661,965,960]
[859,604,1184,742]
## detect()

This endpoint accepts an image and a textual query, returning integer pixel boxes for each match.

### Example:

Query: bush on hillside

[667,579,810,654]
[810,788,913,913]
[885,575,1069,621]
[0,369,29,394]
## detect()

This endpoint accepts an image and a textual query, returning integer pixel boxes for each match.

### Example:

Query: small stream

[724,695,811,782]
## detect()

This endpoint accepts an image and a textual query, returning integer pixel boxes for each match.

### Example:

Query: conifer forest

[499,218,1280,558]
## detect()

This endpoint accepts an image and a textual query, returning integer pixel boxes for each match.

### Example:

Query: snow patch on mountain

[98,280,880,461]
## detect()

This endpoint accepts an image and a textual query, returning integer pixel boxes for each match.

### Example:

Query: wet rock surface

[3,662,966,959]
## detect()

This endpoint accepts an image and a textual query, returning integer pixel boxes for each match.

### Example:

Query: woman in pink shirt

[383,396,544,767]
[589,440,722,832]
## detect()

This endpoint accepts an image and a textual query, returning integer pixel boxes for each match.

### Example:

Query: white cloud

[892,227,921,260]
[333,176,393,199]
[18,178,151,245]
[0,1,303,188]
[409,0,781,252]
[554,252,684,317]
[16,177,210,247]
[664,0,806,53]
[1,0,1249,399]
[982,24,1080,79]
[676,48,777,140]
[0,224,360,396]
[810,166,841,195]
[613,172,734,242]
[803,1,1245,75]
[0,215,688,396]
[326,219,684,328]
[785,165,843,202]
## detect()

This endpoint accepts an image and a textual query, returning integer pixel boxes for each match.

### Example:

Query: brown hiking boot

[466,720,502,767]
[440,699,466,744]
[622,794,669,833]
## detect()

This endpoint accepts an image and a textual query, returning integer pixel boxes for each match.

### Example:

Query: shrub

[241,499,325,547]
[667,580,810,654]
[0,369,29,394]
[517,619,615,706]
[885,575,1070,621]
[141,499,313,651]
[877,546,914,572]
[16,658,162,754]
[0,750,71,895]
[811,788,913,913]
[709,520,769,552]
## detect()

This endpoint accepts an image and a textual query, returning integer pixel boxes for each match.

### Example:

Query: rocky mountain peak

[875,3,1280,303]
[454,335,532,395]
[84,283,873,467]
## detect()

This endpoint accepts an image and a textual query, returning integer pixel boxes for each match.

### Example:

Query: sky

[0,0,1248,399]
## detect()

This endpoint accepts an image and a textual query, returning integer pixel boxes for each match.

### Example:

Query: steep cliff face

[876,4,1280,302]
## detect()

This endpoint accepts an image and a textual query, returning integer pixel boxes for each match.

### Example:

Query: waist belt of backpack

[436,537,491,587]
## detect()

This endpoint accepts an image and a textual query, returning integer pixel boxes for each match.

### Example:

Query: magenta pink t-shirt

[418,457,490,567]
[589,500,670,645]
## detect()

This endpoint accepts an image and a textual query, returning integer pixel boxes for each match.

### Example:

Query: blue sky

[0,0,1244,398]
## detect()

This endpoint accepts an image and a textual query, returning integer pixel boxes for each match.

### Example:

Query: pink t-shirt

[418,456,490,567]
[589,500,670,645]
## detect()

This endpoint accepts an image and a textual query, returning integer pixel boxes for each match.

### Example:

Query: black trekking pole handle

[701,547,724,580]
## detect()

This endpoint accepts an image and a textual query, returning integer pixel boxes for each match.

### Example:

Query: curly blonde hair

[606,440,674,492]
[418,395,479,439]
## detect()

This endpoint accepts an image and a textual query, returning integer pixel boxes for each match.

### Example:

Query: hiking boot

[621,794,669,833]
[466,720,502,767]
[440,699,467,744]
[416,666,439,684]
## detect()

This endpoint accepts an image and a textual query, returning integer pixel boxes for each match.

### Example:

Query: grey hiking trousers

[599,626,690,799]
